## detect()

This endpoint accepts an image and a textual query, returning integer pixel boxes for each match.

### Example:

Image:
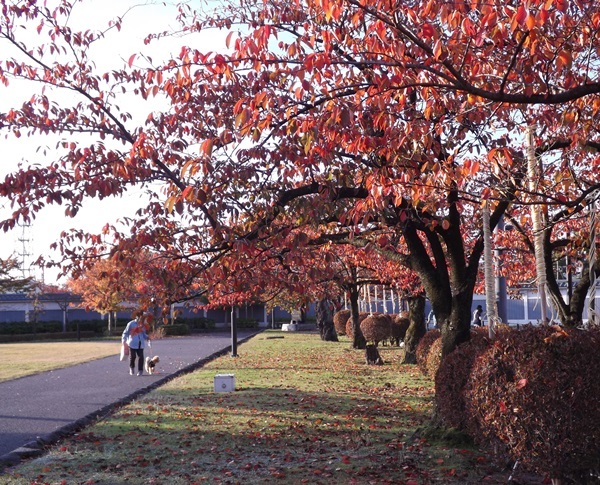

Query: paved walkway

[0,331,258,468]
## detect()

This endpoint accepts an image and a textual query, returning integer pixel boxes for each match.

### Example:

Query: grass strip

[0,341,120,382]
[1,331,518,484]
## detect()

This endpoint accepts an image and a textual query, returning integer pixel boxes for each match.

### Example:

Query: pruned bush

[346,312,369,339]
[425,337,443,378]
[161,323,190,336]
[67,320,107,334]
[0,320,63,335]
[434,330,493,431]
[360,313,392,346]
[178,317,216,330]
[415,329,440,375]
[236,318,260,328]
[390,313,410,345]
[333,309,351,336]
[464,325,600,482]
[0,331,96,343]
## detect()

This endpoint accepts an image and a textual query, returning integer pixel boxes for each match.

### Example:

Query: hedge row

[173,317,216,330]
[333,310,409,346]
[0,319,117,335]
[160,323,190,336]
[0,316,217,338]
[0,331,98,343]
[416,325,600,483]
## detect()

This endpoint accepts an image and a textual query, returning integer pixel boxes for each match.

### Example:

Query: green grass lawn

[0,340,120,382]
[0,332,534,484]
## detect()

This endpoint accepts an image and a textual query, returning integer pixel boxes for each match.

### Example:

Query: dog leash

[147,337,154,358]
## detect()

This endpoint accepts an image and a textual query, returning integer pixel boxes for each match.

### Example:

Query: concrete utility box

[281,320,298,331]
[214,374,235,392]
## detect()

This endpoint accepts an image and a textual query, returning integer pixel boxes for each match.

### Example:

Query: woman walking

[122,313,151,376]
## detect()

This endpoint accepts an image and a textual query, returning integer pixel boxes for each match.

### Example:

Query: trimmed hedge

[425,337,443,378]
[0,320,62,335]
[434,328,493,431]
[161,324,190,336]
[346,312,369,339]
[390,314,410,345]
[175,317,216,330]
[234,318,260,328]
[415,329,441,375]
[0,319,117,336]
[360,313,392,346]
[0,331,97,343]
[333,310,351,336]
[67,320,109,334]
[464,325,600,482]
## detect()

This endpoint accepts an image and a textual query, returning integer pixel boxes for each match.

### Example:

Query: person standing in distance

[472,304,483,327]
[122,312,151,376]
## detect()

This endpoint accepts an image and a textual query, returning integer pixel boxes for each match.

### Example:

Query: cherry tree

[2,0,600,358]
[67,258,135,334]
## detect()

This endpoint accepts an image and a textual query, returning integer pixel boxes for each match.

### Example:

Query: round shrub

[464,325,600,482]
[415,329,440,375]
[390,313,410,345]
[346,312,369,339]
[434,329,493,431]
[333,309,351,336]
[425,337,443,378]
[359,313,392,346]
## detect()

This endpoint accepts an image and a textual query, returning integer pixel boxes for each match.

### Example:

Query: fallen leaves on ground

[1,332,545,484]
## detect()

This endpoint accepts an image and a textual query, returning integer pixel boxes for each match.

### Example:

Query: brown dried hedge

[464,325,600,482]
[346,312,369,339]
[333,310,351,336]
[434,329,493,431]
[415,329,441,375]
[425,337,443,378]
[390,313,410,345]
[359,313,392,346]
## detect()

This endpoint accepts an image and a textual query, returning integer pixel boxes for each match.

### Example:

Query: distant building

[343,281,600,326]
[0,292,314,329]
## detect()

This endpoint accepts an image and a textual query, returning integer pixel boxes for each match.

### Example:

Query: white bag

[119,342,129,361]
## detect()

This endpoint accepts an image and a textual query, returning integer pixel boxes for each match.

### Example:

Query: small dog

[145,356,160,375]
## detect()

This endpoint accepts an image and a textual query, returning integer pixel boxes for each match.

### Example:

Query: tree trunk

[365,344,383,365]
[546,233,600,327]
[402,295,426,364]
[348,284,366,349]
[397,180,518,357]
[483,202,498,338]
[527,126,550,323]
[316,298,338,342]
[440,291,473,358]
[322,321,338,341]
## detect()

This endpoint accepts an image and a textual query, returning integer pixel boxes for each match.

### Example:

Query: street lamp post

[496,215,508,324]
[231,306,238,357]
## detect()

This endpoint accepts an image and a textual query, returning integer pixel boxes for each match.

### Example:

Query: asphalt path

[0,330,258,469]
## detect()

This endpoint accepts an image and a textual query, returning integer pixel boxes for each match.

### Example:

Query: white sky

[0,0,229,284]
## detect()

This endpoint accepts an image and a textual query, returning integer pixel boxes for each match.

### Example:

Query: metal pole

[496,215,508,324]
[231,306,238,357]
[567,254,573,304]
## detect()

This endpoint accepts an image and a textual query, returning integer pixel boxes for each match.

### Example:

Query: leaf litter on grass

[1,331,542,484]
